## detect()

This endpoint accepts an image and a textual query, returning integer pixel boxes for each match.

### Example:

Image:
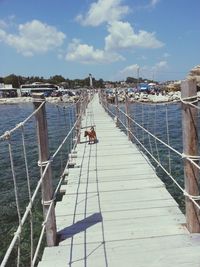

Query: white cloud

[119,60,168,80]
[119,64,140,77]
[149,0,160,7]
[105,21,164,51]
[142,61,168,78]
[154,60,168,69]
[163,52,170,58]
[66,39,124,64]
[0,19,7,29]
[0,29,6,41]
[0,20,66,56]
[76,0,130,26]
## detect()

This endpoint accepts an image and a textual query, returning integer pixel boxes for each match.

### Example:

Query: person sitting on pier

[84,126,97,144]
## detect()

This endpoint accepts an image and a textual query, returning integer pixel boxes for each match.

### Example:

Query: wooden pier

[38,95,200,267]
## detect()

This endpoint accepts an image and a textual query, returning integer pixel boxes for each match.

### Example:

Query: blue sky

[0,0,200,82]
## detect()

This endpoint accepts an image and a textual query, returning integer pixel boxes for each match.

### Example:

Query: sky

[0,0,200,82]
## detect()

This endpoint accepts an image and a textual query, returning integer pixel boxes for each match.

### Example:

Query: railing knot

[4,131,11,140]
[181,153,200,161]
[41,198,55,206]
[38,157,53,167]
[183,190,200,200]
[180,95,198,105]
[16,122,24,128]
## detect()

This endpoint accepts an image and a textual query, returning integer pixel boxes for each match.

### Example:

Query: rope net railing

[99,88,200,215]
[0,92,90,267]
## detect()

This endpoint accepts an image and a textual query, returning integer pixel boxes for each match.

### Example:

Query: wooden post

[105,92,109,111]
[181,78,200,233]
[33,93,57,245]
[76,100,81,143]
[115,89,119,127]
[83,90,88,114]
[103,91,108,112]
[125,90,131,140]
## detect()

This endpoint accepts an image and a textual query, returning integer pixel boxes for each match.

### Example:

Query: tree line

[0,74,105,89]
[0,74,154,89]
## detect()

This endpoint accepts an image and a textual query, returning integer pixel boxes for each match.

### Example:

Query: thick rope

[20,125,34,266]
[6,135,22,267]
[180,95,200,110]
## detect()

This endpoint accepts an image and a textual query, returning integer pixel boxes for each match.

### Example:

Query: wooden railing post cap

[181,78,197,98]
[32,93,45,102]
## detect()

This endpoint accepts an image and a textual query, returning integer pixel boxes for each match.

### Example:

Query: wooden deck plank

[39,235,200,267]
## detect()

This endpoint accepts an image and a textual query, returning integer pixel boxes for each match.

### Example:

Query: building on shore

[20,82,59,96]
[0,83,18,98]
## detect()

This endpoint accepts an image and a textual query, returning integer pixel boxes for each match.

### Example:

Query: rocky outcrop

[127,91,181,103]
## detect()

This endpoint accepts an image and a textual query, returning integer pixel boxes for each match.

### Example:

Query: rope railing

[0,91,89,267]
[99,80,200,233]
[108,106,200,211]
[32,111,82,266]
[102,96,200,172]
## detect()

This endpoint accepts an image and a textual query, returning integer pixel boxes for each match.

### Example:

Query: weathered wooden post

[102,90,106,110]
[76,99,81,143]
[105,92,109,111]
[104,90,107,110]
[81,91,86,115]
[98,89,103,105]
[181,78,200,233]
[115,89,119,126]
[33,93,57,245]
[125,90,131,140]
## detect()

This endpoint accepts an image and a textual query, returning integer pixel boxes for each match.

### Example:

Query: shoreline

[0,96,78,105]
[0,91,195,104]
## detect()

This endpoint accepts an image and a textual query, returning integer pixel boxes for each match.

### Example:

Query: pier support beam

[181,78,200,233]
[33,93,57,246]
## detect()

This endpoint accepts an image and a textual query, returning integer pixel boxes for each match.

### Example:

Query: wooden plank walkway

[38,94,200,267]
